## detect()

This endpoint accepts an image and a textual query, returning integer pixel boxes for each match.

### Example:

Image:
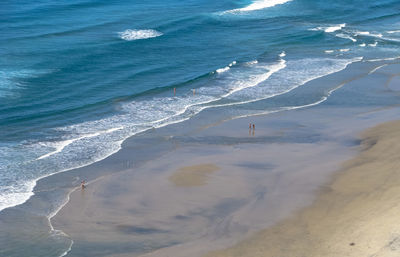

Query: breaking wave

[222,0,292,13]
[118,29,163,41]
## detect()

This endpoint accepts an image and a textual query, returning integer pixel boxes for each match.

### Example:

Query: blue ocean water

[1,0,400,214]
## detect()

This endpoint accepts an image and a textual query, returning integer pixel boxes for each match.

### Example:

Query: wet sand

[49,60,400,257]
[169,164,220,187]
[52,110,356,257]
[52,106,400,257]
[205,120,400,257]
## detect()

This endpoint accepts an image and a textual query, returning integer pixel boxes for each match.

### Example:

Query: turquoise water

[1,0,400,223]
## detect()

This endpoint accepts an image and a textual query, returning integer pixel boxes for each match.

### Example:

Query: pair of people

[249,123,255,136]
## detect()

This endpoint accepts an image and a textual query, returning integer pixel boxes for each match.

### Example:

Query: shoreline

[4,0,400,256]
[2,58,400,257]
[0,57,390,215]
[51,59,400,257]
[205,119,400,257]
[0,54,379,214]
[52,109,400,257]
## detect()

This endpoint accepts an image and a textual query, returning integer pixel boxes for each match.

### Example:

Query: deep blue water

[1,0,400,216]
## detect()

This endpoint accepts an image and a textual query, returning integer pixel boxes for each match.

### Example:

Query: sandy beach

[205,120,400,257]
[48,59,400,257]
[52,115,400,257]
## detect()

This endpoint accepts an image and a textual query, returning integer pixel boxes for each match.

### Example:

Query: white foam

[325,24,346,33]
[37,139,76,160]
[369,64,388,75]
[246,60,258,65]
[37,127,123,160]
[103,127,124,133]
[369,32,383,38]
[311,23,345,33]
[222,59,287,98]
[121,57,285,126]
[369,42,378,47]
[58,241,73,257]
[204,57,362,109]
[0,182,35,212]
[335,33,357,42]
[387,30,400,34]
[216,61,237,73]
[216,67,230,73]
[233,75,355,123]
[381,36,400,43]
[0,127,125,212]
[235,83,344,119]
[39,56,286,179]
[129,57,286,121]
[355,31,370,36]
[279,51,286,57]
[59,238,74,257]
[359,43,366,47]
[353,31,383,38]
[0,55,361,215]
[0,125,125,212]
[223,0,292,13]
[118,29,163,41]
[366,56,400,62]
[339,49,350,52]
[324,50,334,53]
[0,134,126,214]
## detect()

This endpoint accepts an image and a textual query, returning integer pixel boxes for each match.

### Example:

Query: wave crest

[216,61,237,73]
[335,33,357,42]
[310,23,345,33]
[223,0,292,13]
[118,29,163,41]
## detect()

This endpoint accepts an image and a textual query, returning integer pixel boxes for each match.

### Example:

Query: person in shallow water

[81,180,86,189]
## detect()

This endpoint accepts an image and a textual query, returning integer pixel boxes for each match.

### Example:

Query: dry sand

[205,120,400,257]
[168,164,219,187]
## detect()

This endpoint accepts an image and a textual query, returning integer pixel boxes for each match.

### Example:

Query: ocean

[1,0,400,255]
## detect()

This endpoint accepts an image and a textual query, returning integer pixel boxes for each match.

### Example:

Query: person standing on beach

[81,180,86,190]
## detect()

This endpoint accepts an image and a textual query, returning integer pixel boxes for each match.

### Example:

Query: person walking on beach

[81,180,86,190]
[249,123,255,136]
